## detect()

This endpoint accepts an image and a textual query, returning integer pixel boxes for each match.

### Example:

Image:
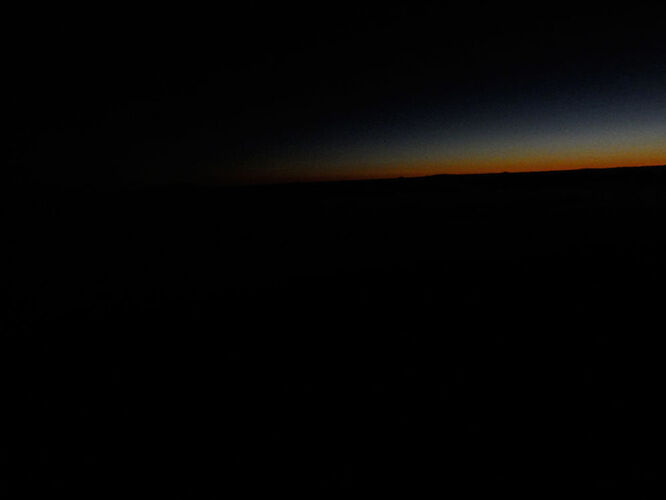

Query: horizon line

[214,163,666,188]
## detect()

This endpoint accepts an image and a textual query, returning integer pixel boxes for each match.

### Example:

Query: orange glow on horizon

[216,141,666,185]
[241,158,666,185]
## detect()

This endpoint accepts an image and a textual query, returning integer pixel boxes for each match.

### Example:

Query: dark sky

[7,3,666,185]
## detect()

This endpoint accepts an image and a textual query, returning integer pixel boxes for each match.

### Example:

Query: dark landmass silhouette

[3,165,665,496]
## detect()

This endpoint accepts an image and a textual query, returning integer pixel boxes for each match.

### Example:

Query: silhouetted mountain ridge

[2,162,664,496]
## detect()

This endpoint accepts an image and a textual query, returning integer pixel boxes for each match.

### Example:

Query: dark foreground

[3,166,665,496]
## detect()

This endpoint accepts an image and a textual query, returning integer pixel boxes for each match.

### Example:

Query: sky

[7,3,666,186]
